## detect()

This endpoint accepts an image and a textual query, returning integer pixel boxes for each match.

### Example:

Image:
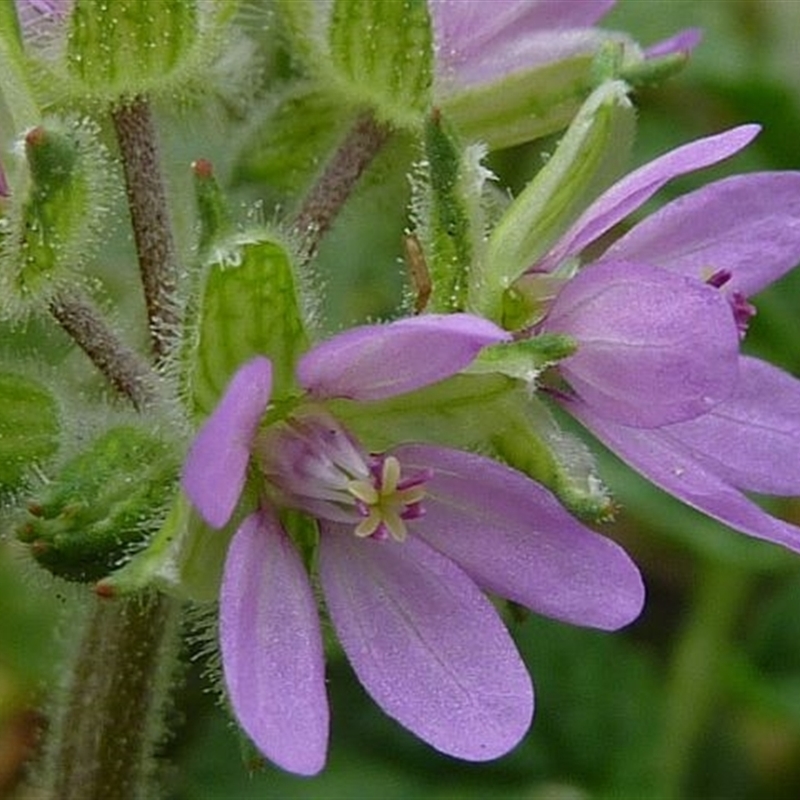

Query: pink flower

[182,314,644,774]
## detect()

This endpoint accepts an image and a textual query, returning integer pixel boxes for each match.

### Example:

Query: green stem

[655,560,751,799]
[46,592,182,800]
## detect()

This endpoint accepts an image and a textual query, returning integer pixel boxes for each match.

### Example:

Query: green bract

[16,425,179,582]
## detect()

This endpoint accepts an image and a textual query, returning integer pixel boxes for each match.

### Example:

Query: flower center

[255,410,430,542]
[346,455,429,542]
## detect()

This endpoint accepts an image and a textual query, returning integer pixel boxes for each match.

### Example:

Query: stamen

[345,454,430,543]
[706,269,732,289]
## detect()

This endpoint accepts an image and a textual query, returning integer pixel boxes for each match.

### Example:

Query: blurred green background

[5,1,800,798]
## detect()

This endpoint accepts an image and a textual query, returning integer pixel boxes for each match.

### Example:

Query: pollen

[346,456,429,543]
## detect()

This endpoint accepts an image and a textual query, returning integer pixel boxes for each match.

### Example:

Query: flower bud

[19,0,240,107]
[277,0,433,129]
[67,0,199,94]
[16,425,180,582]
[0,121,112,316]
[184,232,310,417]
[191,158,233,256]
[328,0,433,127]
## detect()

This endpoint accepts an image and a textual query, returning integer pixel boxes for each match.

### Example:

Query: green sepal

[15,126,81,298]
[185,232,309,417]
[333,371,612,520]
[620,50,693,89]
[467,334,577,382]
[2,122,111,312]
[0,370,60,492]
[440,34,639,151]
[67,0,199,96]
[16,425,180,583]
[479,80,635,323]
[491,396,614,521]
[100,491,236,602]
[328,0,432,128]
[23,0,239,107]
[330,372,560,491]
[418,112,474,312]
[330,373,517,454]
[443,53,595,152]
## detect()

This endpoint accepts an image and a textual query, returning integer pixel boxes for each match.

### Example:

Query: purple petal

[606,172,800,298]
[319,527,533,761]
[644,28,703,59]
[182,357,271,528]
[535,125,760,273]
[433,0,614,75]
[542,261,740,427]
[568,400,800,555]
[298,314,510,402]
[220,511,329,776]
[662,356,800,496]
[394,444,644,630]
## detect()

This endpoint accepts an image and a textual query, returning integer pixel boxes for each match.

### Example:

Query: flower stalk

[49,286,156,409]
[112,95,180,361]
[46,592,182,800]
[290,110,391,264]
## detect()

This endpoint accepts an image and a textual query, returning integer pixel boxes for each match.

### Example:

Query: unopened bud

[185,232,310,417]
[16,425,179,582]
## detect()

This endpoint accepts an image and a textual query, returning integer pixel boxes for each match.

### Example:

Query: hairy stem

[291,110,391,263]
[49,287,156,409]
[656,561,750,799]
[47,593,182,800]
[112,96,179,361]
[43,95,185,800]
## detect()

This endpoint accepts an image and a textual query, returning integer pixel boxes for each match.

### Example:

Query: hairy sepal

[0,120,113,317]
[184,232,310,418]
[482,80,634,322]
